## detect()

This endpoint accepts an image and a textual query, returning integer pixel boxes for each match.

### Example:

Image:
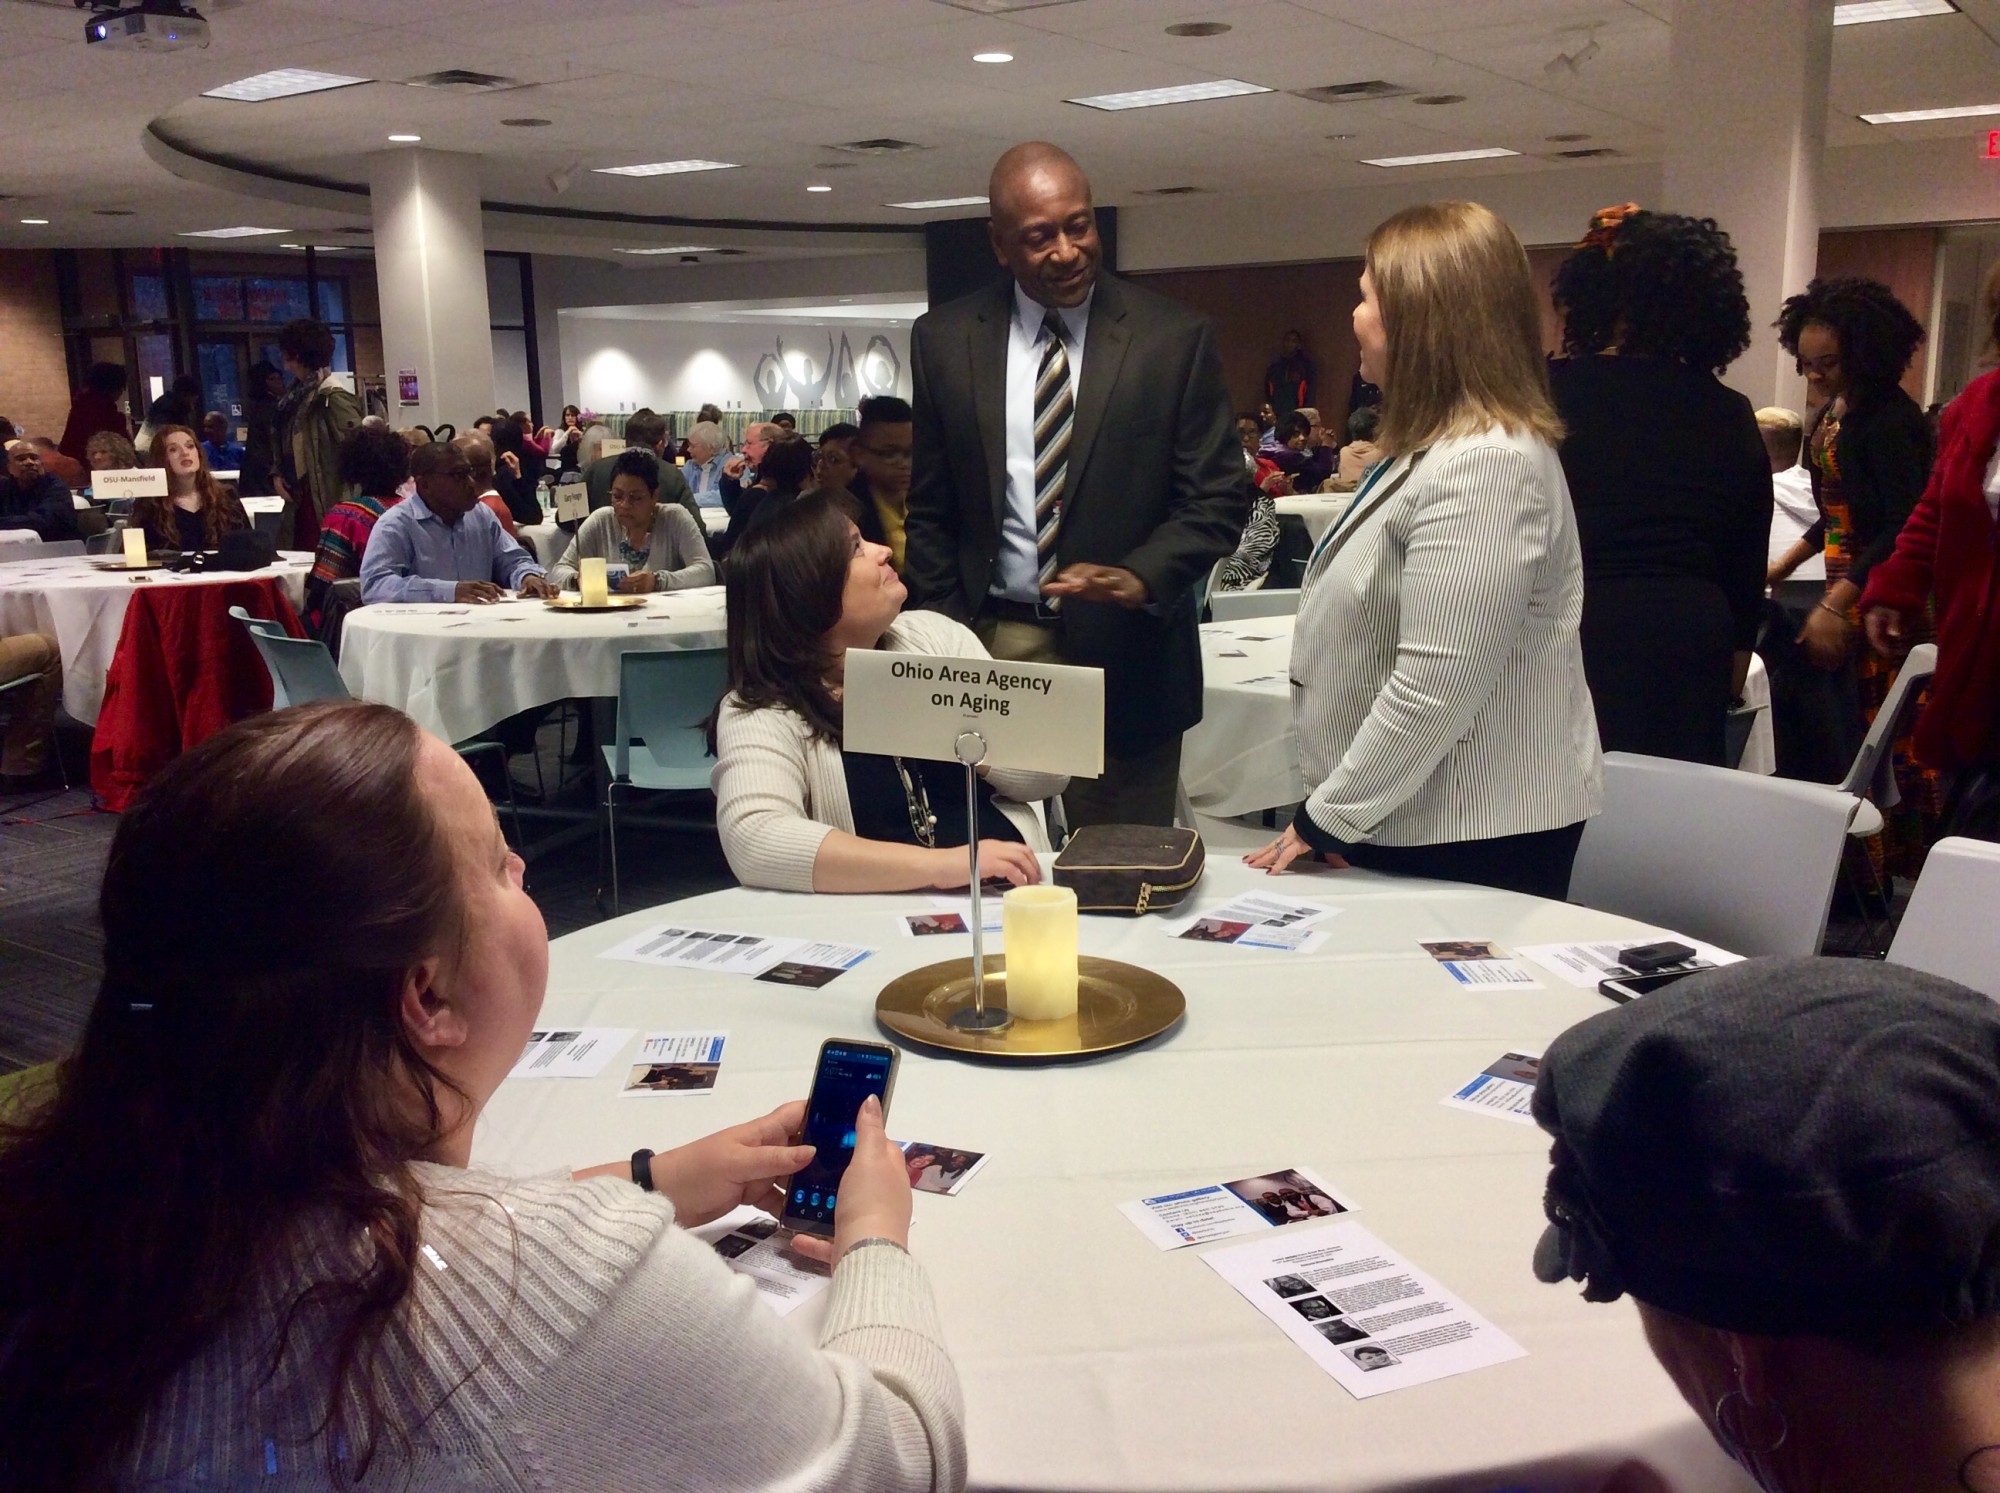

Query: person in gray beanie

[1532,956,2000,1493]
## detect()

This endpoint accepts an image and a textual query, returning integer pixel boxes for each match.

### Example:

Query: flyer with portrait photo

[507,1027,633,1081]
[1204,1220,1526,1399]
[896,1141,990,1196]
[1441,1051,1542,1125]
[1419,940,1540,987]
[1160,893,1339,954]
[1120,1165,1354,1250]
[701,1209,830,1317]
[619,1031,727,1096]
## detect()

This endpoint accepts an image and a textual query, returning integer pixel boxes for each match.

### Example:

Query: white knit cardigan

[712,611,1069,892]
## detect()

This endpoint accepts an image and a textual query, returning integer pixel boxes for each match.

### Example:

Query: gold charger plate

[875,955,1184,1060]
[542,593,649,612]
[90,559,163,571]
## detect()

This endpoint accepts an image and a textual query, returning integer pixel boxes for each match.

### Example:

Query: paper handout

[1121,1165,1353,1250]
[1441,1052,1541,1125]
[507,1027,632,1080]
[620,1031,727,1095]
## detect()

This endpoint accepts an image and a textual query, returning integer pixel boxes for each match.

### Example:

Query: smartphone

[780,1038,900,1238]
[1599,964,1713,1004]
[1617,940,1699,974]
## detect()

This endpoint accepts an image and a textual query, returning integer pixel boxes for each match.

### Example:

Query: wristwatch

[630,1147,656,1192]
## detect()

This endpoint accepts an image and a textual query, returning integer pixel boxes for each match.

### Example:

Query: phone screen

[783,1041,897,1235]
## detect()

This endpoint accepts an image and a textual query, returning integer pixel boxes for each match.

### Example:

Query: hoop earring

[1715,1387,1790,1458]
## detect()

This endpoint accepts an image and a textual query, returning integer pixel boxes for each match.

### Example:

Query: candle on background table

[579,556,609,606]
[121,527,147,566]
[1002,885,1079,1021]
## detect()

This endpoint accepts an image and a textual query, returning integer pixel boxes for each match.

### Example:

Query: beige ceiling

[1,0,1996,256]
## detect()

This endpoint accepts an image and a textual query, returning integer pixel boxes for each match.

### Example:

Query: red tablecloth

[89,578,305,811]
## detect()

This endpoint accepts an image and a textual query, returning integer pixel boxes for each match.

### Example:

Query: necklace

[892,757,938,848]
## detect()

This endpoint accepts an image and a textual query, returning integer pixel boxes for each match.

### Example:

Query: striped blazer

[1289,426,1602,847]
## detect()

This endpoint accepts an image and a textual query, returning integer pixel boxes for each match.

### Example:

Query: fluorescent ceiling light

[616,246,718,255]
[887,195,990,210]
[203,69,369,102]
[177,226,291,238]
[1834,0,1956,23]
[973,52,1014,63]
[593,159,739,177]
[387,133,421,142]
[1859,102,2000,122]
[1068,78,1272,111]
[807,184,833,192]
[1360,147,1520,167]
[20,218,47,225]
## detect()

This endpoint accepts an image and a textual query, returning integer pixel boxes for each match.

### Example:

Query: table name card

[553,481,589,523]
[843,647,1103,777]
[91,468,168,501]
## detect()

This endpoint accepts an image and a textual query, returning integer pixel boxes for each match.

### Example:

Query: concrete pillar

[1661,0,1834,408]
[369,148,494,431]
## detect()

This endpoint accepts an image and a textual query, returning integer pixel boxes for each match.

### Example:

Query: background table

[1185,617,1776,818]
[475,858,1750,1493]
[0,552,311,724]
[1273,492,1353,544]
[339,586,726,744]
[0,530,45,563]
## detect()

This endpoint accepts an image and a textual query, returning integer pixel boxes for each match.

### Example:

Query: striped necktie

[1033,308,1074,600]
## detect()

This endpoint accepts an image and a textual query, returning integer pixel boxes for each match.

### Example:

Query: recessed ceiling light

[387,133,422,142]
[20,218,47,226]
[973,51,1013,63]
[593,159,740,177]
[615,246,719,255]
[807,184,833,192]
[203,69,369,102]
[1834,0,1956,22]
[886,195,991,210]
[1069,78,1272,111]
[1165,21,1231,36]
[1359,147,1520,167]
[501,117,552,127]
[1546,132,1591,142]
[934,0,1083,12]
[1860,101,2000,122]
[1414,94,1465,105]
[177,226,292,238]
[93,208,135,217]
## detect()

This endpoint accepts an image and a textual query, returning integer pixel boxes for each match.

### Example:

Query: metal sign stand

[947,728,1011,1034]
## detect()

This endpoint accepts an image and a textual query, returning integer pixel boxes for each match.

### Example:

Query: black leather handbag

[1052,825,1206,915]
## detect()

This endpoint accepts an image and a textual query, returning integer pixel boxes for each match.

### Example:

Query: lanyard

[1307,454,1398,570]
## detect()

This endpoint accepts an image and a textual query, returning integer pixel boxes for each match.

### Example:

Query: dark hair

[85,360,127,397]
[711,493,855,749]
[623,410,668,450]
[1345,405,1381,443]
[1775,276,1925,401]
[250,362,283,396]
[1552,211,1750,375]
[756,431,814,496]
[337,423,411,498]
[611,447,660,492]
[471,415,496,432]
[561,403,581,426]
[819,422,860,446]
[408,440,457,479]
[136,425,245,550]
[857,395,913,432]
[0,702,470,1487]
[768,410,796,429]
[1275,410,1311,443]
[487,414,525,464]
[1234,410,1263,428]
[277,317,337,369]
[696,403,723,425]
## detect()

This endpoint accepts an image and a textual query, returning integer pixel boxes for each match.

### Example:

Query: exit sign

[1988,129,2000,159]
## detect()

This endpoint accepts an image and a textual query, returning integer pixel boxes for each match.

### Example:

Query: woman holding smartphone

[0,701,962,1491]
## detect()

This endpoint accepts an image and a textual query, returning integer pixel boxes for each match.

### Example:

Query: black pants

[1338,821,1589,902]
[1759,582,1862,784]
[1581,574,1734,766]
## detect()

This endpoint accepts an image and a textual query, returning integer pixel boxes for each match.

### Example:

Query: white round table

[0,552,312,724]
[1274,493,1354,545]
[338,585,726,745]
[1185,617,1777,819]
[474,858,1748,1493]
[0,529,46,563]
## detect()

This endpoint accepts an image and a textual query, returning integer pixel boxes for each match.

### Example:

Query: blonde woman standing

[1248,201,1601,897]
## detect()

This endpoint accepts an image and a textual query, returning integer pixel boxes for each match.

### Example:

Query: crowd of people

[5,131,2000,1492]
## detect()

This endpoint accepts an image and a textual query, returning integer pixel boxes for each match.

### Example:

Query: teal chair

[602,647,729,913]
[228,606,523,846]
[0,1061,57,1119]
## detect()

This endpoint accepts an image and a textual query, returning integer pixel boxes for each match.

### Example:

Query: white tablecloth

[338,586,727,745]
[0,530,45,563]
[1185,620,1776,819]
[1274,493,1353,544]
[0,552,312,724]
[475,858,1750,1493]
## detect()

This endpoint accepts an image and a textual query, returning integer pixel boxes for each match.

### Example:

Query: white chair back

[0,540,83,562]
[1569,751,1860,957]
[1887,836,2000,998]
[1838,643,1936,804]
[1210,588,1301,622]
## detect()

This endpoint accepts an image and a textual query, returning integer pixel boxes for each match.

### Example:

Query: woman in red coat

[1859,263,2000,838]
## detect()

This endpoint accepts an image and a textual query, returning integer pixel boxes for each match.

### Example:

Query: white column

[368,148,495,431]
[1661,0,1834,408]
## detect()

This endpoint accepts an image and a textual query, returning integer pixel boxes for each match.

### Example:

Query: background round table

[338,585,726,745]
[1273,492,1354,544]
[1184,616,1776,818]
[475,857,1750,1493]
[0,552,311,724]
[0,529,46,563]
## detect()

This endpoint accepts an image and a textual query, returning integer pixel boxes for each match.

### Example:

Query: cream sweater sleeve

[712,697,839,892]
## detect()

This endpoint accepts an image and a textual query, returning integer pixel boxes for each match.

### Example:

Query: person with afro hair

[1548,206,1772,765]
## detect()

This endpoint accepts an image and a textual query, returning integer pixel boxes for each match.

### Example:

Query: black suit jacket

[903,272,1245,757]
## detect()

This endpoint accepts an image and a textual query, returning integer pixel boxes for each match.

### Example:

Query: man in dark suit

[583,409,699,530]
[903,141,1245,828]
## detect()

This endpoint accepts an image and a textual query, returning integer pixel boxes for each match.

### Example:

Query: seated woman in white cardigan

[550,448,715,592]
[711,493,1066,893]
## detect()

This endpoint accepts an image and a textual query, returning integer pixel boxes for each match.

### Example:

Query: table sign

[92,468,168,502]
[553,480,589,524]
[238,495,284,515]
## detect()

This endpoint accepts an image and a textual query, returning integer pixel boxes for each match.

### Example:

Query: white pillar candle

[122,526,147,566]
[1002,885,1079,1021]
[579,556,609,606]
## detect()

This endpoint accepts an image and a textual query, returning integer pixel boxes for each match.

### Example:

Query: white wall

[559,316,911,416]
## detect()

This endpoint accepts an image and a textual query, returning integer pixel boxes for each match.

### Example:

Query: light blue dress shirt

[685,452,728,506]
[993,281,1092,604]
[359,490,546,604]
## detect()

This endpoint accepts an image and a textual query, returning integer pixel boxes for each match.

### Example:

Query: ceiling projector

[83,3,210,51]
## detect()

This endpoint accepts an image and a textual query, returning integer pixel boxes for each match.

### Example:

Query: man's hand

[1863,605,1905,658]
[499,451,522,478]
[1796,605,1851,672]
[1042,564,1149,609]
[517,573,554,599]
[454,580,505,604]
[722,454,748,480]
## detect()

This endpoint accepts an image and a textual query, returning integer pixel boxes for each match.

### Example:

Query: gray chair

[602,647,728,913]
[1209,587,1300,623]
[1886,836,2000,999]
[0,540,83,562]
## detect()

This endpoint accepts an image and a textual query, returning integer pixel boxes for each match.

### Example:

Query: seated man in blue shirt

[360,440,553,604]
[199,412,244,473]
